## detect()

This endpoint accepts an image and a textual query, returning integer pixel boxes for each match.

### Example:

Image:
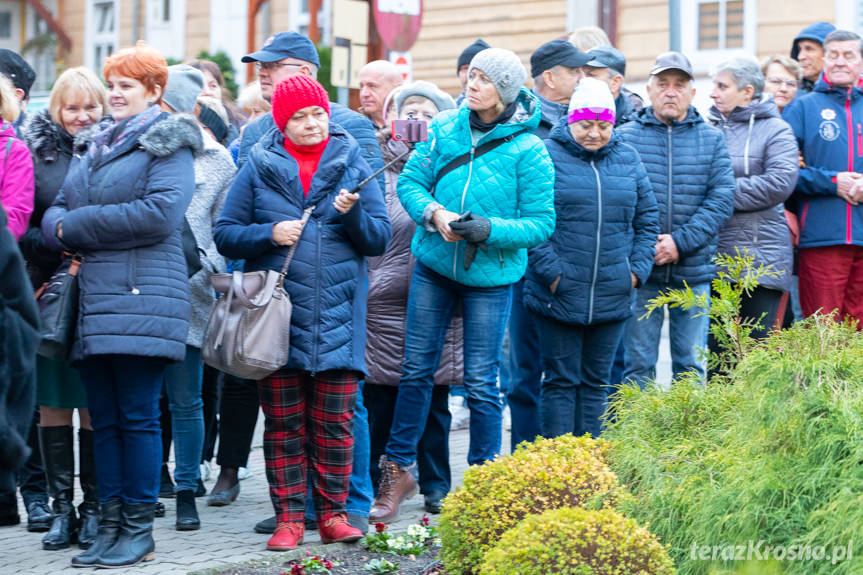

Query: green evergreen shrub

[480,507,675,575]
[605,316,863,575]
[438,435,623,575]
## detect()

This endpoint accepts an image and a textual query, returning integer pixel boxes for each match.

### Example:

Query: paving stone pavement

[1,421,486,575]
[2,328,672,574]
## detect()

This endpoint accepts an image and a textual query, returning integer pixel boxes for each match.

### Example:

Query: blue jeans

[386,263,511,467]
[164,345,204,493]
[306,379,372,520]
[79,355,165,503]
[366,383,452,497]
[500,279,542,450]
[623,280,710,387]
[535,314,625,438]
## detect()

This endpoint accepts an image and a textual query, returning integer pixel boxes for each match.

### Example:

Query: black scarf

[469,101,517,132]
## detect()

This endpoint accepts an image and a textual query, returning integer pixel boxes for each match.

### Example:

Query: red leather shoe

[266,522,304,551]
[318,513,363,544]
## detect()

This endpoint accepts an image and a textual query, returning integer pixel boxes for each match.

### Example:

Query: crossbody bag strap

[431,128,529,191]
[279,205,316,276]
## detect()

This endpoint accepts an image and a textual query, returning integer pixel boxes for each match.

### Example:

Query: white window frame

[85,0,119,72]
[681,0,757,75]
[289,0,332,47]
[145,0,185,62]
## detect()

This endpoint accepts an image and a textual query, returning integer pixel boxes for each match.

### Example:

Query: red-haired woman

[41,42,201,568]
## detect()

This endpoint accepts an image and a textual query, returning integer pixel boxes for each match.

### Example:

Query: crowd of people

[0,17,861,568]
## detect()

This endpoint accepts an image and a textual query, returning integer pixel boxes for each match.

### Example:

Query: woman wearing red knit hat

[215,74,391,550]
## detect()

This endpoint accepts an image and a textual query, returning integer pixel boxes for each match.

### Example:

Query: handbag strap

[279,205,315,276]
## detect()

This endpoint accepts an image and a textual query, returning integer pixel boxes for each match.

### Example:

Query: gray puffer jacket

[365,130,463,387]
[186,130,235,347]
[709,96,799,292]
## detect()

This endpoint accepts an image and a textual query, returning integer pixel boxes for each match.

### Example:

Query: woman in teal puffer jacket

[369,48,555,524]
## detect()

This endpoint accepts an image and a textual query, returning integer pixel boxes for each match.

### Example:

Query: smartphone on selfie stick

[346,118,428,195]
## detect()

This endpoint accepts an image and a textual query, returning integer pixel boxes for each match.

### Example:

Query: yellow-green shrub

[480,507,675,575]
[438,434,622,575]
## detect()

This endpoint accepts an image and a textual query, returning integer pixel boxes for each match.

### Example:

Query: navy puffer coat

[214,124,391,375]
[41,111,201,363]
[616,106,736,286]
[525,122,660,325]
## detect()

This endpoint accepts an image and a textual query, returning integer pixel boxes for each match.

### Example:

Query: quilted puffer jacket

[365,130,463,387]
[397,87,556,287]
[214,124,391,375]
[41,111,200,363]
[616,106,735,287]
[524,123,659,325]
[709,96,799,292]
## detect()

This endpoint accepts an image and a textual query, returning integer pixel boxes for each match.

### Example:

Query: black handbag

[33,253,81,360]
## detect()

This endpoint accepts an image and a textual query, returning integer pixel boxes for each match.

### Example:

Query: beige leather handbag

[202,206,314,380]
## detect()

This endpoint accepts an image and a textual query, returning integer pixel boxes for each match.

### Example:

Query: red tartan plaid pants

[257,369,358,524]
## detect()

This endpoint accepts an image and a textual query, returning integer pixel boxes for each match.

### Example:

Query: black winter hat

[457,39,490,72]
[0,50,35,98]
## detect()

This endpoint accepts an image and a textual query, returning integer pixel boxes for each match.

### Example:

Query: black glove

[451,211,490,270]
[449,211,491,244]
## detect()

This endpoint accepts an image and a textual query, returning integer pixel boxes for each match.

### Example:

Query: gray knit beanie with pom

[467,48,526,105]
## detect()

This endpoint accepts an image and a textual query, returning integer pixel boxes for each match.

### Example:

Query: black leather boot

[175,490,200,531]
[39,426,79,550]
[76,429,99,549]
[71,499,122,567]
[95,501,156,568]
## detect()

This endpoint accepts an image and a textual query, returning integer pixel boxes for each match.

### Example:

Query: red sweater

[283,137,329,196]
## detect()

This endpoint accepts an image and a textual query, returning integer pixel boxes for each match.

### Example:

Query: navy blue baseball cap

[530,40,591,78]
[242,32,321,67]
[585,45,627,77]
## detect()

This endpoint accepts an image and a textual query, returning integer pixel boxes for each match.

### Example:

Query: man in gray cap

[582,45,643,126]
[617,52,735,387]
[791,22,837,94]
[218,30,381,538]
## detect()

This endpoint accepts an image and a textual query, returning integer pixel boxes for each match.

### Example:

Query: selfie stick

[347,146,414,195]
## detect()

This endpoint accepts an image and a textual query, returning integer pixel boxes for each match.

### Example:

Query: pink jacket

[0,121,34,240]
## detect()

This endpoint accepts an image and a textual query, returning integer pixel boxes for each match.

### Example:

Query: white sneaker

[200,460,213,482]
[450,403,471,431]
[238,466,251,480]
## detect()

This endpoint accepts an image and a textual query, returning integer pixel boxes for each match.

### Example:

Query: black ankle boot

[39,426,79,550]
[76,429,99,549]
[71,499,122,567]
[95,501,156,568]
[175,490,200,531]
[158,464,175,498]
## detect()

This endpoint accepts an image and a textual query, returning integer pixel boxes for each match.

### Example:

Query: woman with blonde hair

[0,73,34,241]
[20,66,107,551]
[42,43,200,568]
[761,54,802,113]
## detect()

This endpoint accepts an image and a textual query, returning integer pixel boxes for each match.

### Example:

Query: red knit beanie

[271,75,330,132]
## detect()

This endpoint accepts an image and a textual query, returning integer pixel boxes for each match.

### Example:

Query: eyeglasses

[766,77,798,89]
[254,62,304,72]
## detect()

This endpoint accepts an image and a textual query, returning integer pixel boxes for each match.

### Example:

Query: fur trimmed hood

[21,109,72,163]
[72,112,204,158]
[139,113,204,157]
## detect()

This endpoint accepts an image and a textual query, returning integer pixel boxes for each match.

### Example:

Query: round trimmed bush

[480,507,675,575]
[439,434,622,575]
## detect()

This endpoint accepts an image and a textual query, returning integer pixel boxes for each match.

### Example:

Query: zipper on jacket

[588,160,602,325]
[847,92,854,245]
[454,146,476,278]
[311,221,321,374]
[665,125,673,284]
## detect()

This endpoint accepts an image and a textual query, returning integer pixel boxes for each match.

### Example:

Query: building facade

[1,0,860,97]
